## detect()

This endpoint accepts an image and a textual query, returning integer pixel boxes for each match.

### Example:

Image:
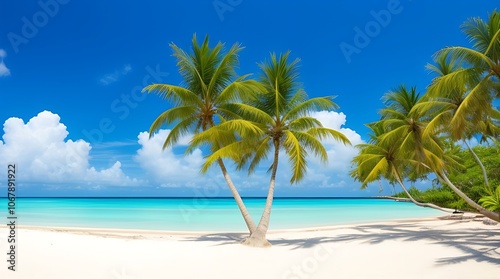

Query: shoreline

[0,214,459,236]
[0,215,499,278]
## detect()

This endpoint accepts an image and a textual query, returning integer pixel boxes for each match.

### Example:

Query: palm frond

[282,130,306,183]
[219,103,274,125]
[215,76,263,105]
[207,42,242,98]
[307,127,351,145]
[293,131,328,163]
[242,137,272,174]
[149,106,198,136]
[283,96,339,121]
[479,186,500,212]
[162,115,199,150]
[143,84,203,107]
[189,119,264,151]
[288,117,322,131]
[199,140,253,173]
[435,47,493,70]
[450,74,494,135]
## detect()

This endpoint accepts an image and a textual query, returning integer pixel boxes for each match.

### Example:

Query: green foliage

[426,10,500,141]
[441,143,500,194]
[377,11,500,217]
[393,186,461,209]
[193,52,350,183]
[351,86,448,190]
[143,34,263,150]
[421,188,457,206]
[479,186,500,213]
[393,141,500,211]
[393,186,423,200]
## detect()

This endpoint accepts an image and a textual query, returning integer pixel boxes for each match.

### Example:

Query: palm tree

[370,85,500,221]
[191,52,350,246]
[351,98,451,212]
[427,10,500,138]
[142,34,262,234]
[422,52,500,188]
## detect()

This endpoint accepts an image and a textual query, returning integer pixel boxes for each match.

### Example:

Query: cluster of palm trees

[143,10,499,247]
[351,10,500,221]
[143,35,350,247]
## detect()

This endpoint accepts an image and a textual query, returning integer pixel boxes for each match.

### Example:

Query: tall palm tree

[427,10,500,137]
[142,34,262,234]
[191,52,350,246]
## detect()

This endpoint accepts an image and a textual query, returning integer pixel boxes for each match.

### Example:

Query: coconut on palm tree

[191,52,350,246]
[142,34,262,234]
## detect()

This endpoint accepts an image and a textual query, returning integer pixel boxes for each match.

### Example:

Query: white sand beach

[0,215,499,279]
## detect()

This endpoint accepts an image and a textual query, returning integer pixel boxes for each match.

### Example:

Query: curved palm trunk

[217,159,257,234]
[463,140,490,188]
[243,140,280,247]
[438,171,500,222]
[392,170,452,213]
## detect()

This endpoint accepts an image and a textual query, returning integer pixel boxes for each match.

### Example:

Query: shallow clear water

[0,198,444,231]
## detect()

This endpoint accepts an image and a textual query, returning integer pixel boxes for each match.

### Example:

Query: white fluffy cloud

[310,111,363,169]
[0,111,139,187]
[0,109,366,194]
[0,49,11,77]
[133,111,365,191]
[134,130,208,187]
[296,111,364,188]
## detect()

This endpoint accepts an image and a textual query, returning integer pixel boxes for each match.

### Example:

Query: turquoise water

[0,198,444,231]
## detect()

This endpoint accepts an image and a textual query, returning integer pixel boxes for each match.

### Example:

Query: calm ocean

[0,198,444,231]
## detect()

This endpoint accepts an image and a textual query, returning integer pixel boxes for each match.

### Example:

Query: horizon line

[0,196,389,199]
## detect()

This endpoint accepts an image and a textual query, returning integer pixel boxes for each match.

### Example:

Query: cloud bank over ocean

[0,110,369,195]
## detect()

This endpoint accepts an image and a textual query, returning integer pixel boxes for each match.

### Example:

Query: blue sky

[0,0,497,197]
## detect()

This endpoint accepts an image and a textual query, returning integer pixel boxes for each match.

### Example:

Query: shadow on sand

[183,221,500,266]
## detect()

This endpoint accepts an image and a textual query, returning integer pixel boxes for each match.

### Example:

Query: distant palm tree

[142,35,262,234]
[192,52,350,246]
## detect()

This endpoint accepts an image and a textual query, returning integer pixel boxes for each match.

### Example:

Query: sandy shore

[0,215,499,279]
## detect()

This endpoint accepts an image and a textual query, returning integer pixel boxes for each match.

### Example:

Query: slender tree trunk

[217,159,257,234]
[243,139,280,247]
[463,140,490,188]
[438,171,500,222]
[392,170,452,213]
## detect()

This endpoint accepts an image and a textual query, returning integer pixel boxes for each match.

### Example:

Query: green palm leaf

[479,186,500,213]
[148,106,198,137]
[282,130,307,183]
[283,96,339,121]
